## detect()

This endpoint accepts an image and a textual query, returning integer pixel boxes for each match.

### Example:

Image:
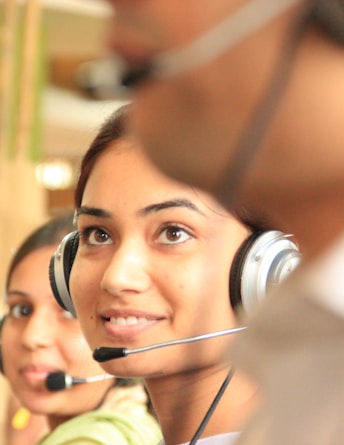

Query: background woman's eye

[10,304,32,319]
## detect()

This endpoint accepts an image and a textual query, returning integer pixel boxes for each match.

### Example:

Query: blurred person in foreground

[103,1,344,444]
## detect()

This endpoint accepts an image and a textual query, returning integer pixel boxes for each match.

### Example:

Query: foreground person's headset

[49,230,301,317]
[76,0,344,99]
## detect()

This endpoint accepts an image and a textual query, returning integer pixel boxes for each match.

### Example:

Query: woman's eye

[158,225,192,245]
[81,228,112,246]
[9,304,32,319]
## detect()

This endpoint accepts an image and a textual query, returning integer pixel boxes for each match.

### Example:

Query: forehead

[82,140,226,217]
[7,247,56,297]
[9,246,56,279]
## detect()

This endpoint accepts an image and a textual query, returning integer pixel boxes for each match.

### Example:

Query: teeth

[110,316,148,326]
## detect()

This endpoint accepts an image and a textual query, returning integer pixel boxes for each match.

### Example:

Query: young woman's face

[2,246,113,419]
[70,139,249,378]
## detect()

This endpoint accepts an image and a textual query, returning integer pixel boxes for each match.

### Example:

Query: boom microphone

[45,371,114,392]
[93,327,247,363]
[119,0,301,87]
[81,0,301,99]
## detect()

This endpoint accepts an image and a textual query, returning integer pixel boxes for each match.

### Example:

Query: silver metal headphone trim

[254,233,294,260]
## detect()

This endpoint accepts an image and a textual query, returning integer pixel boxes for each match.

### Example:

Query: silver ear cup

[230,230,302,314]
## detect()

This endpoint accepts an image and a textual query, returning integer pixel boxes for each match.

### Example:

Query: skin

[105,0,344,257]
[2,245,115,432]
[70,139,258,445]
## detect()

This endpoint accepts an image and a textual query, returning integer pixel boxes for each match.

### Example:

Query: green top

[37,409,162,445]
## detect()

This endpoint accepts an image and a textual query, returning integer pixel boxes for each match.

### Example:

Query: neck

[47,413,73,432]
[235,29,344,259]
[145,367,258,445]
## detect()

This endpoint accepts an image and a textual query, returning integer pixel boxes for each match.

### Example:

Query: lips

[20,364,58,383]
[102,309,165,339]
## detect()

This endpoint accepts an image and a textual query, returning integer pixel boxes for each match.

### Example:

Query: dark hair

[75,104,131,208]
[6,212,74,291]
[311,0,344,44]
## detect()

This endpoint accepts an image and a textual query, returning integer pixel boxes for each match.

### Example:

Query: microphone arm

[46,371,114,391]
[120,0,301,88]
[93,327,247,362]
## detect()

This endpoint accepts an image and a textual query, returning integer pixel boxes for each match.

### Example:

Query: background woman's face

[71,140,249,378]
[3,246,112,418]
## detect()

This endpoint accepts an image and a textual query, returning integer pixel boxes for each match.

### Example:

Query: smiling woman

[47,104,301,445]
[1,212,161,445]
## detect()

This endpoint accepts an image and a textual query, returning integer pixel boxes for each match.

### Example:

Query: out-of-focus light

[36,159,74,190]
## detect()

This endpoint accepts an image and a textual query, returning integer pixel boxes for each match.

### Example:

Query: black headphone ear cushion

[62,232,79,286]
[0,316,6,374]
[49,257,64,310]
[311,0,344,44]
[0,344,3,375]
[49,231,79,316]
[229,231,264,312]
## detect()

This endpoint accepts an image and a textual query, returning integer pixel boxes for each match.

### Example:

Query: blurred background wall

[0,0,126,439]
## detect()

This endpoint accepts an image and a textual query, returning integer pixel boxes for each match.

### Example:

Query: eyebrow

[6,290,29,299]
[76,199,204,220]
[139,199,205,216]
[76,207,112,219]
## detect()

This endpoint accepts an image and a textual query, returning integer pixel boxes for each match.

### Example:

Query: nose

[101,238,151,297]
[21,311,56,351]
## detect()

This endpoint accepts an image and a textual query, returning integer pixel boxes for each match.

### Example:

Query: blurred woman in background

[1,212,161,445]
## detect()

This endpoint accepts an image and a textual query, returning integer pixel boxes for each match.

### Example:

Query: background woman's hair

[6,212,74,291]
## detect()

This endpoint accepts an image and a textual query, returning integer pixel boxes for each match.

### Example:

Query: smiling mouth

[108,316,150,326]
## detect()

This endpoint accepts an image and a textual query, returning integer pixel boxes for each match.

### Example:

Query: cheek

[69,260,100,342]
[197,257,236,324]
[62,336,98,373]
[2,332,20,377]
[70,257,99,310]
[164,258,232,320]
